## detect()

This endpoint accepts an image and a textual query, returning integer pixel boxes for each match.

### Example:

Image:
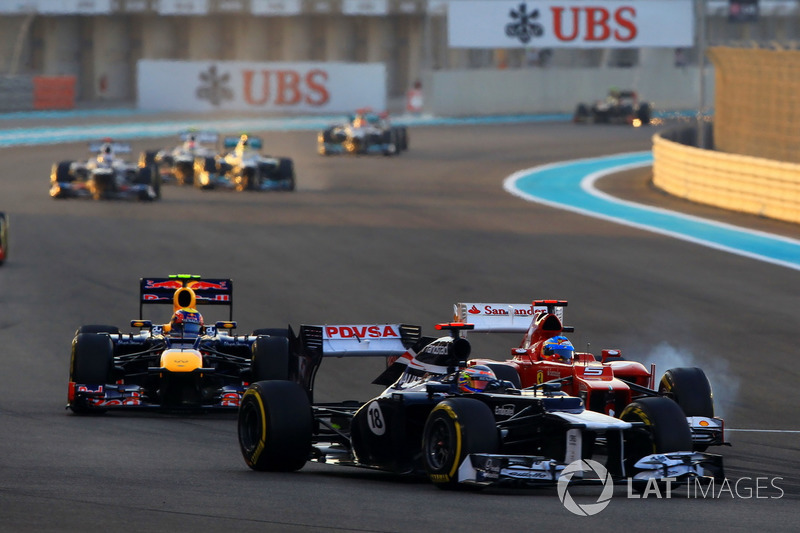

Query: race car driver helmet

[98,143,114,164]
[542,336,574,363]
[458,365,497,393]
[169,308,204,337]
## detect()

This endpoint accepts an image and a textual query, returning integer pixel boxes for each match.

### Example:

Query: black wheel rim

[426,418,454,471]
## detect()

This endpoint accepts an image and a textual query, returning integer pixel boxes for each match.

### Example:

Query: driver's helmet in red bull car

[542,336,574,363]
[169,308,204,337]
[458,365,497,393]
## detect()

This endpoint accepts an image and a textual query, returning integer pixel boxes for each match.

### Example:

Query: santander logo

[467,304,536,316]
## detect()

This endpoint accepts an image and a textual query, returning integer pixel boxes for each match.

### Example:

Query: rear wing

[139,275,233,319]
[294,324,422,401]
[180,130,218,143]
[299,324,422,358]
[453,302,565,333]
[89,140,131,154]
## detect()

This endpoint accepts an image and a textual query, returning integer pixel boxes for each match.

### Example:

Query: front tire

[658,367,714,418]
[238,380,313,471]
[621,397,693,477]
[422,398,498,489]
[69,333,114,414]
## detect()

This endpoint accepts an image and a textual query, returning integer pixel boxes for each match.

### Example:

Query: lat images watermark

[558,460,785,516]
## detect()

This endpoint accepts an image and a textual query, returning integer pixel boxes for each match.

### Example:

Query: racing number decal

[584,367,604,376]
[367,401,386,436]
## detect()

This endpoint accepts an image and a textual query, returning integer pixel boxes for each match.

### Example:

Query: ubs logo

[505,2,544,44]
[197,65,233,106]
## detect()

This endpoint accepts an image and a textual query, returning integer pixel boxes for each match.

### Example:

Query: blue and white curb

[504,151,800,271]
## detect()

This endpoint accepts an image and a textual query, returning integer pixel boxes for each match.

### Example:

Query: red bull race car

[67,274,289,413]
[237,322,723,489]
[455,300,726,452]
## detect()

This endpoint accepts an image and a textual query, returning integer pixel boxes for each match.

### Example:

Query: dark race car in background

[455,300,726,452]
[67,274,289,413]
[237,322,723,490]
[140,130,219,186]
[574,89,652,126]
[318,109,408,156]
[50,139,161,201]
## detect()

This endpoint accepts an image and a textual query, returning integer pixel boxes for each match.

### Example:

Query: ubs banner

[137,61,386,113]
[448,0,694,48]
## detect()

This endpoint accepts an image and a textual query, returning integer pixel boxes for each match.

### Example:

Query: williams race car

[456,301,726,452]
[140,130,219,187]
[573,89,652,126]
[50,139,161,201]
[0,212,7,265]
[238,322,723,489]
[318,109,408,156]
[192,134,296,192]
[67,274,289,413]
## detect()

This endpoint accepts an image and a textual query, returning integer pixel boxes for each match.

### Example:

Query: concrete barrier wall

[421,64,713,116]
[0,76,34,112]
[652,133,800,225]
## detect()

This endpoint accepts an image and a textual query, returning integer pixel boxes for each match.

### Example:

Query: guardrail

[652,127,800,225]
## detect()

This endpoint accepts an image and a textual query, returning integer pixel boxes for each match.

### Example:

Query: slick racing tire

[621,397,693,479]
[658,367,714,418]
[238,380,312,472]
[75,325,120,335]
[637,102,652,125]
[69,333,114,414]
[251,335,291,381]
[422,398,499,490]
[251,328,289,339]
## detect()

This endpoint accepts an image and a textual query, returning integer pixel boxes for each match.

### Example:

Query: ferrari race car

[456,300,726,452]
[192,134,295,191]
[50,139,161,201]
[238,322,723,489]
[67,274,290,413]
[318,109,408,156]
[573,89,652,126]
[0,212,8,265]
[140,130,219,186]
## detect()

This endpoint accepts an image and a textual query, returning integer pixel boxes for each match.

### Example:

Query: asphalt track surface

[0,115,798,532]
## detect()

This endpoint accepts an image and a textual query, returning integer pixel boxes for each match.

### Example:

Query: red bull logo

[188,280,228,290]
[144,280,183,289]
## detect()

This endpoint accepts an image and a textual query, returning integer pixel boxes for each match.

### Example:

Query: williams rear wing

[139,275,233,319]
[294,324,422,401]
[453,302,566,333]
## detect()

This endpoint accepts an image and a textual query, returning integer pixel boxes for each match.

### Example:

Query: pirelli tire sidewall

[621,396,693,472]
[421,397,498,489]
[238,380,312,472]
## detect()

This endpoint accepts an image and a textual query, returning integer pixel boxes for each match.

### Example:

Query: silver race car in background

[50,139,161,201]
[318,109,408,156]
[140,130,219,187]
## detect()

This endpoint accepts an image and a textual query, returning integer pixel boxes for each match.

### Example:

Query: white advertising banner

[137,61,387,113]
[448,0,694,48]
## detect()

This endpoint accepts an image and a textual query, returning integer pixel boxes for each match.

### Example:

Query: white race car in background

[318,109,408,156]
[50,140,161,201]
[193,134,296,192]
[141,130,219,187]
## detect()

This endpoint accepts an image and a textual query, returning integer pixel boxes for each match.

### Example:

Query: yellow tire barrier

[652,133,800,225]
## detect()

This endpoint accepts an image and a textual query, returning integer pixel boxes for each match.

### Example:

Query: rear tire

[238,380,312,471]
[251,335,291,382]
[484,363,521,389]
[422,398,498,489]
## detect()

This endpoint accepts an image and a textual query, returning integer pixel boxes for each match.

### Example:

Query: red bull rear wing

[139,275,233,319]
